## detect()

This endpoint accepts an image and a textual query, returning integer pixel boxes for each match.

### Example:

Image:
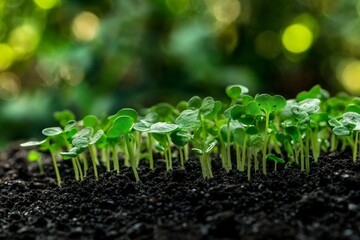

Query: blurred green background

[1,0,360,148]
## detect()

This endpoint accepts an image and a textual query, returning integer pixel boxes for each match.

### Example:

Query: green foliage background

[0,0,360,148]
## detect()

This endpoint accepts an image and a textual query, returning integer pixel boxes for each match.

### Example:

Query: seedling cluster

[21,85,360,186]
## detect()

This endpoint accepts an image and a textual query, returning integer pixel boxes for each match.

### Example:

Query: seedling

[255,94,286,174]
[20,139,61,186]
[20,85,360,184]
[107,116,140,182]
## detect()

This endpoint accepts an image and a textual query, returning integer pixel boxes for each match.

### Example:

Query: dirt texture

[1,145,360,240]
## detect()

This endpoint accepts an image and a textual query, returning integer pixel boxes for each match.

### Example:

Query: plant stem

[300,139,304,172]
[236,144,241,171]
[75,157,83,181]
[49,149,61,186]
[124,134,140,182]
[305,131,310,174]
[112,146,119,173]
[80,153,88,177]
[226,120,232,171]
[241,135,248,172]
[179,146,184,169]
[353,131,359,162]
[247,147,251,181]
[167,135,173,170]
[262,113,270,175]
[71,158,79,181]
[147,133,154,170]
[89,144,99,180]
[102,147,110,172]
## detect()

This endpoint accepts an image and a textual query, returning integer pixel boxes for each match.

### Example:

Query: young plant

[107,116,140,182]
[20,139,62,186]
[254,94,286,174]
[329,112,360,162]
[290,98,321,173]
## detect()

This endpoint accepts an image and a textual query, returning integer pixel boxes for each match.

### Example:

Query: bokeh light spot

[339,60,360,95]
[72,11,100,42]
[0,44,15,71]
[33,0,58,10]
[9,24,40,59]
[282,24,313,54]
[166,0,189,14]
[60,64,85,86]
[0,72,20,100]
[255,31,280,59]
[210,0,241,24]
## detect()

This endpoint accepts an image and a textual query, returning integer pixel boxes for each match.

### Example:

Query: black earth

[1,145,360,240]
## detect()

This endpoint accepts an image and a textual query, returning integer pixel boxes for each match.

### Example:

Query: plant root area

[1,147,360,240]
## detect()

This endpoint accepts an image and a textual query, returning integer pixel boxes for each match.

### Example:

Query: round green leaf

[188,96,202,109]
[175,109,200,130]
[226,85,248,100]
[245,101,262,115]
[73,127,92,139]
[255,94,286,113]
[170,130,191,146]
[107,116,134,138]
[42,127,63,137]
[345,104,360,114]
[233,128,246,145]
[83,115,99,128]
[72,137,89,148]
[200,97,215,118]
[149,122,179,134]
[133,120,151,132]
[328,118,341,127]
[333,126,351,136]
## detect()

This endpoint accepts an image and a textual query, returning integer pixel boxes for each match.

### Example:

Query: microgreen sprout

[19,85,360,184]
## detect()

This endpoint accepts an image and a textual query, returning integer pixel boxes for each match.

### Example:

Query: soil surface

[1,145,360,240]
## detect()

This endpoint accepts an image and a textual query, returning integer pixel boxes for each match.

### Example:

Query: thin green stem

[112,145,119,173]
[305,131,310,174]
[124,134,140,182]
[75,157,83,181]
[247,147,251,181]
[89,144,99,180]
[179,147,184,169]
[262,112,270,175]
[226,120,232,171]
[147,133,154,170]
[353,131,359,162]
[49,149,61,186]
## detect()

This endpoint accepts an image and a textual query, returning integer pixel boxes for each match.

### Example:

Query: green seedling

[170,129,192,168]
[21,139,61,186]
[290,98,321,173]
[21,84,360,184]
[148,122,179,170]
[267,154,285,171]
[107,116,140,182]
[255,94,286,174]
[329,112,360,162]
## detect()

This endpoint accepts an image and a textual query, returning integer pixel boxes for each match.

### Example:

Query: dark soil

[1,145,360,240]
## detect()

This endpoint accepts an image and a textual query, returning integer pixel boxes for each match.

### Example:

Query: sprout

[255,93,286,174]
